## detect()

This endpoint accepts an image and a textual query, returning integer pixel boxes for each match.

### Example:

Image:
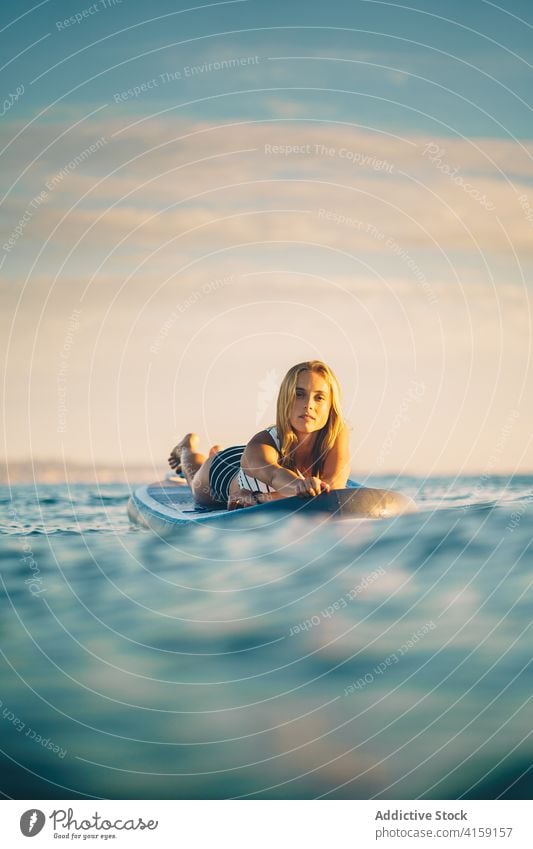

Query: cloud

[3,117,533,274]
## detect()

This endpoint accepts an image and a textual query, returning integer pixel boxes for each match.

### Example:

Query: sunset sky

[1,0,532,475]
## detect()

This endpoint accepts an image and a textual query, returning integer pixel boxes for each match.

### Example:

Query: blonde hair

[276,360,343,475]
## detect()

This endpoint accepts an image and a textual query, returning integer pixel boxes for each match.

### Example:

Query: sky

[1,0,532,476]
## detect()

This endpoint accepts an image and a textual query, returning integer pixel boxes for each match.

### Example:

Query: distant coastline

[1,460,530,485]
[0,459,167,485]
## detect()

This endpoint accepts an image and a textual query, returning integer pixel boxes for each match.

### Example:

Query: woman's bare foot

[167,433,204,485]
[168,449,182,473]
[168,454,182,473]
[177,432,200,453]
[168,433,199,470]
[209,444,222,457]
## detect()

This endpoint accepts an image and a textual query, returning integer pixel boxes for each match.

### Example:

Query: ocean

[1,475,532,800]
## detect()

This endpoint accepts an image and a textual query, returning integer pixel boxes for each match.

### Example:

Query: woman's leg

[168,434,222,506]
[168,433,205,485]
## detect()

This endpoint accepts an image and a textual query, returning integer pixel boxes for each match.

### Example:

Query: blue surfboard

[127,476,415,534]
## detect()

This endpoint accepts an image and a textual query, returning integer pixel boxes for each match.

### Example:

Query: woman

[168,360,351,510]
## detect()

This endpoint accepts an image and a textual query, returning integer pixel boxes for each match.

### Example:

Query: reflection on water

[0,477,532,799]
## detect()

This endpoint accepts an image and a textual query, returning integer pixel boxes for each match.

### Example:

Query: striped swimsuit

[208,427,280,504]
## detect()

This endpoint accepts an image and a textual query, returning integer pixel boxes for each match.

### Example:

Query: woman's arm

[241,431,333,498]
[320,423,351,489]
[241,432,302,496]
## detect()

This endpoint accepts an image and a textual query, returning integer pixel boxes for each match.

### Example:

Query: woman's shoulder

[335,420,350,441]
[248,426,280,450]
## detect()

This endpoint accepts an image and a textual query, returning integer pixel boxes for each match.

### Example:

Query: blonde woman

[168,360,351,510]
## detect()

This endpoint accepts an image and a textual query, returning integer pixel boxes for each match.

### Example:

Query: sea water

[0,476,532,800]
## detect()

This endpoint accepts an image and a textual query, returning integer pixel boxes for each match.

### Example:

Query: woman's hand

[227,489,270,510]
[293,476,330,498]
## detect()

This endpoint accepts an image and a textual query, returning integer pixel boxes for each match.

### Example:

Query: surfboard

[127,476,416,535]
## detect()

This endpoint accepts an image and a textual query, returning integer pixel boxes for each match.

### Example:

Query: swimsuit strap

[267,425,281,453]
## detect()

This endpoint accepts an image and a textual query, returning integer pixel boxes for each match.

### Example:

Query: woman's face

[289,370,332,435]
